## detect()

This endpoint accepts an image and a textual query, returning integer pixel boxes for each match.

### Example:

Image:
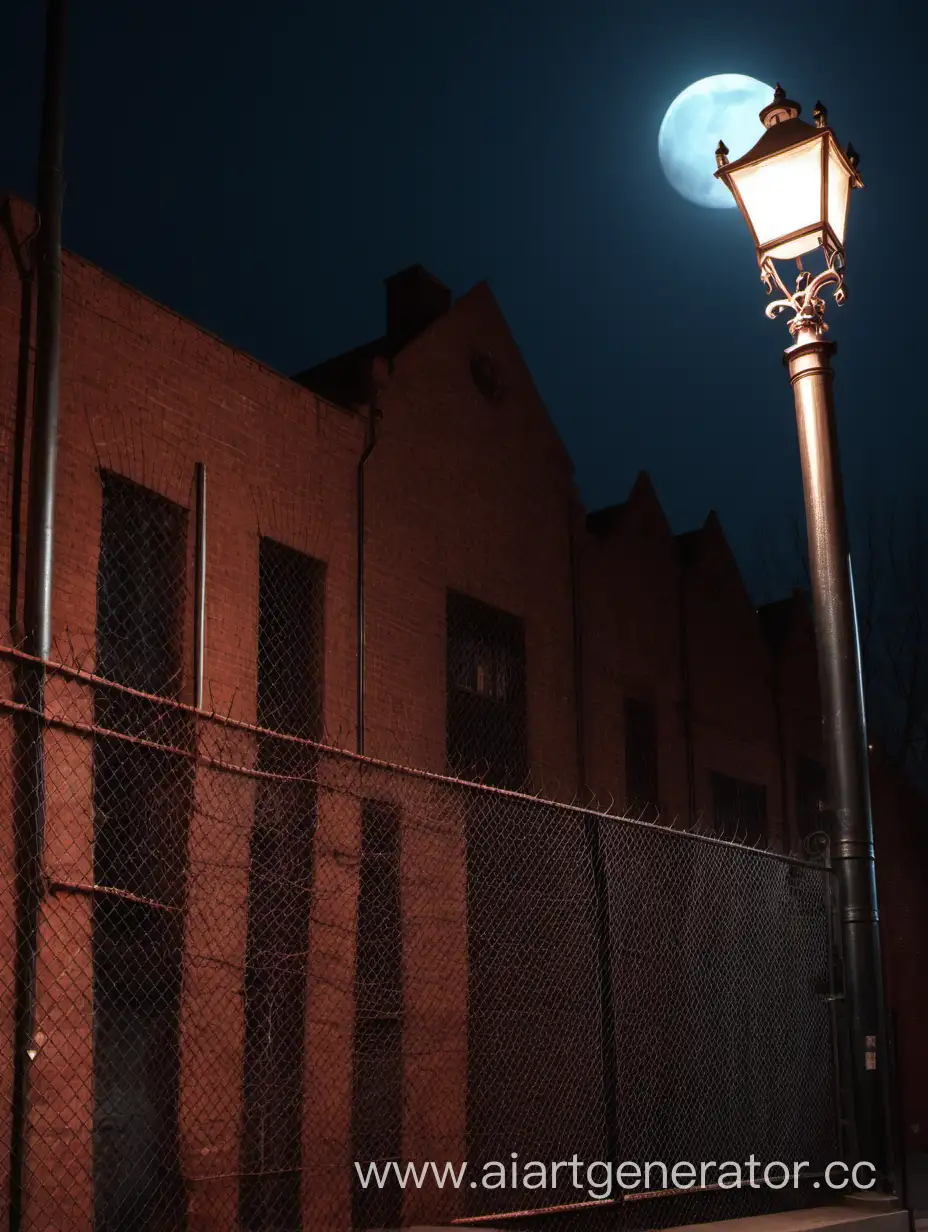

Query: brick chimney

[385,265,452,352]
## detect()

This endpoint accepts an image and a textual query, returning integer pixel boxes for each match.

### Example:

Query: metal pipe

[193,462,207,710]
[785,324,890,1180]
[0,201,39,640]
[23,0,65,662]
[567,503,587,795]
[356,402,380,755]
[10,1,66,1225]
[677,554,697,826]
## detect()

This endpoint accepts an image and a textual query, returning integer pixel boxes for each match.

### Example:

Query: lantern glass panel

[730,137,823,257]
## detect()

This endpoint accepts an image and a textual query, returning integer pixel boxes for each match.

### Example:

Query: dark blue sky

[1,0,924,595]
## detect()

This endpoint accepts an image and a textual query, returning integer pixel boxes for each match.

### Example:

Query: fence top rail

[0,641,831,872]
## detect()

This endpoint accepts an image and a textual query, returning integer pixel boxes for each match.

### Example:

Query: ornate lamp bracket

[760,248,847,338]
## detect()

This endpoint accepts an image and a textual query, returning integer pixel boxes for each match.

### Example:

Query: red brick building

[0,192,924,1230]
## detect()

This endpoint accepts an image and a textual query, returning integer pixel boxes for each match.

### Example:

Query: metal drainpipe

[193,463,207,711]
[10,1,66,1227]
[1,202,39,641]
[677,554,697,826]
[356,399,381,755]
[567,503,587,795]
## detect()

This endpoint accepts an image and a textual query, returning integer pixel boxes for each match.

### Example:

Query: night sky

[1,0,924,597]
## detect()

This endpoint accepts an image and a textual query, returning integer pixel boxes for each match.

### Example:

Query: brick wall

[1,193,927,1226]
[359,281,579,797]
[580,473,689,821]
[0,197,366,1230]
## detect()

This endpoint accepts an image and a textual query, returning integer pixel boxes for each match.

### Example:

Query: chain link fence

[0,472,840,1231]
[0,651,839,1232]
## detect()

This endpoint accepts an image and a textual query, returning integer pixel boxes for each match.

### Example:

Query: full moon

[659,74,773,209]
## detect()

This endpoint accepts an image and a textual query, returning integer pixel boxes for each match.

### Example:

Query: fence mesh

[0,647,838,1232]
[0,469,840,1232]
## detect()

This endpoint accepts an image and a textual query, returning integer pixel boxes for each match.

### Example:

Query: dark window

[446,592,527,789]
[95,471,187,697]
[241,539,324,1232]
[711,771,768,844]
[255,537,325,738]
[624,698,659,820]
[352,801,403,1230]
[92,472,192,1232]
[796,756,828,845]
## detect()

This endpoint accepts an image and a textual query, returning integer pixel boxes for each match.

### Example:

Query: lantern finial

[760,85,801,128]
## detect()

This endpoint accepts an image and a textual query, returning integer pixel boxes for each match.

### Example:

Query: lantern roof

[716,84,863,190]
[720,115,821,175]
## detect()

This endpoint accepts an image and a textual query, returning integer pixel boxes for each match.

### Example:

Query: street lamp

[715,86,891,1186]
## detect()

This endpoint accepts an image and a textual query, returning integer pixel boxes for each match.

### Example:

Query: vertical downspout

[570,509,620,1166]
[193,463,207,711]
[10,2,66,1227]
[22,0,65,663]
[356,401,380,755]
[568,503,587,795]
[1,201,39,640]
[678,551,697,826]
